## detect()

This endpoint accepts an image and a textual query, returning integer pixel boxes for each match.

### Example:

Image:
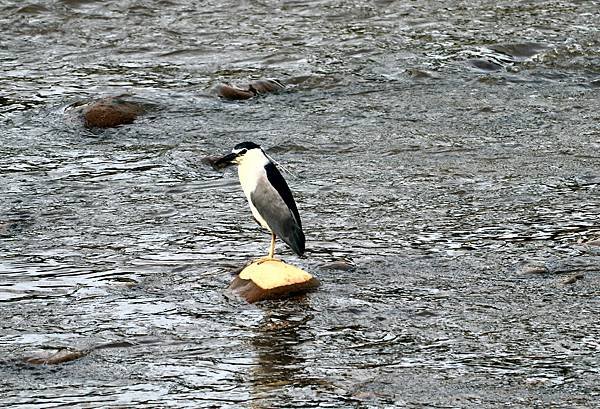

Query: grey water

[1,0,599,407]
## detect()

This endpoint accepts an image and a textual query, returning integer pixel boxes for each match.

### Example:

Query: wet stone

[562,273,584,285]
[215,79,285,100]
[406,68,434,79]
[320,258,356,271]
[66,95,145,128]
[214,84,255,100]
[469,59,504,71]
[202,155,227,170]
[84,97,144,128]
[489,42,547,59]
[516,261,550,275]
[249,79,285,94]
[23,348,89,365]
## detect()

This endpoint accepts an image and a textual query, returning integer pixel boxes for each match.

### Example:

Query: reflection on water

[1,0,600,407]
[250,303,315,407]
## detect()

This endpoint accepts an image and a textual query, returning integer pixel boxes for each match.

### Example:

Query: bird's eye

[238,149,247,155]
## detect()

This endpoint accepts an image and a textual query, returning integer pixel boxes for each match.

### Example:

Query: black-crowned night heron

[215,141,305,260]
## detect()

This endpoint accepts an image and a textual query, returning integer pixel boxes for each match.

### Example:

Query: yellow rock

[240,259,313,289]
[229,259,319,303]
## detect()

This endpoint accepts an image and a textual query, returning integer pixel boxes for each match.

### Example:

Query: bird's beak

[212,152,238,170]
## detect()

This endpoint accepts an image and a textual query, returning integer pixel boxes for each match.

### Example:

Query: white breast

[237,150,271,230]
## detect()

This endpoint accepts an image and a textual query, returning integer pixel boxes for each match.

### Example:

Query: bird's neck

[237,152,269,197]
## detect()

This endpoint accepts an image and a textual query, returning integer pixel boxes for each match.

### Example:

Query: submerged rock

[23,348,89,365]
[562,273,584,285]
[215,79,285,100]
[214,84,255,100]
[489,42,547,59]
[468,42,547,73]
[201,155,227,170]
[469,59,504,71]
[249,79,285,94]
[405,68,435,79]
[321,258,356,271]
[83,96,144,128]
[21,340,140,366]
[66,95,145,128]
[516,260,550,275]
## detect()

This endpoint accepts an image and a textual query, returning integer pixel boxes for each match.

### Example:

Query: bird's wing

[250,165,305,256]
[264,162,302,228]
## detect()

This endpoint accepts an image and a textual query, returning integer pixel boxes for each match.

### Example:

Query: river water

[1,1,599,408]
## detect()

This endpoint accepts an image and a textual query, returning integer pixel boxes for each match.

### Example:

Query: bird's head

[214,141,265,169]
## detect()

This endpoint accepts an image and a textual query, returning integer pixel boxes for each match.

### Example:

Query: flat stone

[229,259,319,303]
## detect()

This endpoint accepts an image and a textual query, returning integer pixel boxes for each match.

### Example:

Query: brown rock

[215,79,285,101]
[215,84,255,100]
[81,96,144,128]
[248,79,285,94]
[201,155,225,170]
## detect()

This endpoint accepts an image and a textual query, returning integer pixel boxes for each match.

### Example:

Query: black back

[264,162,302,230]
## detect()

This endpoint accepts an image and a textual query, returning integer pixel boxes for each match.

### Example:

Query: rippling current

[1,1,599,408]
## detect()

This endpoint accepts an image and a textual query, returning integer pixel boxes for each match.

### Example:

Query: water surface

[1,1,599,407]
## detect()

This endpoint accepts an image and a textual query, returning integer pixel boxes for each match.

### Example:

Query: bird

[214,141,305,260]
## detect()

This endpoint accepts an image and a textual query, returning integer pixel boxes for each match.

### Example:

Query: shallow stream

[1,1,599,407]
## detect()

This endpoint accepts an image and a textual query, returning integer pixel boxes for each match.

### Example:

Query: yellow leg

[257,233,279,264]
[269,232,276,259]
